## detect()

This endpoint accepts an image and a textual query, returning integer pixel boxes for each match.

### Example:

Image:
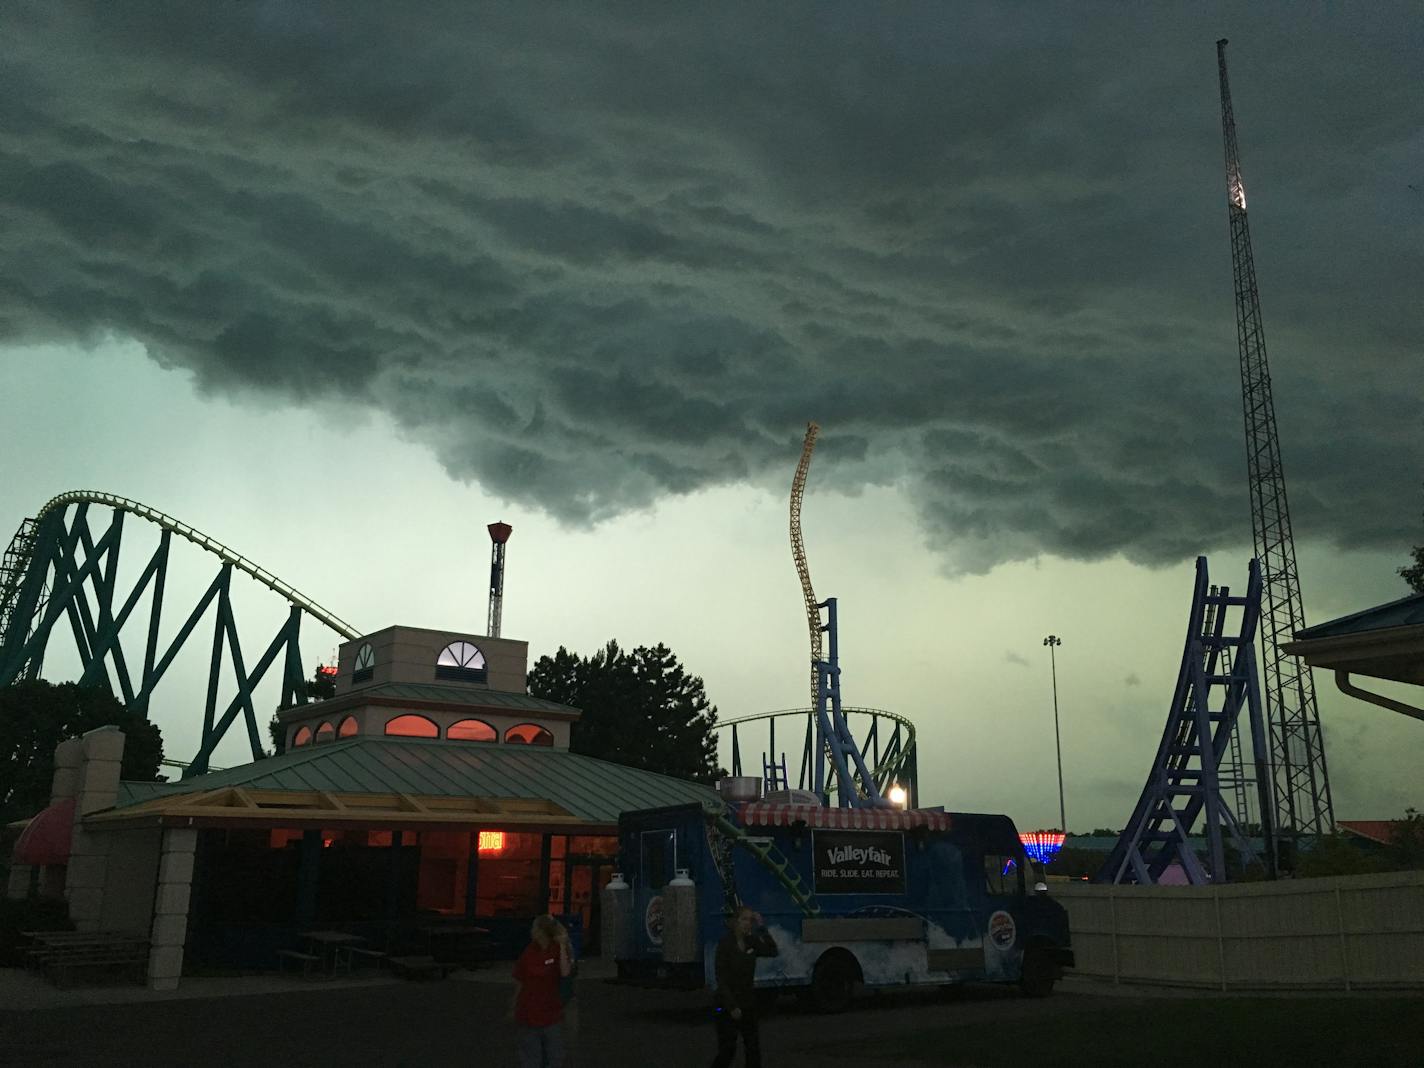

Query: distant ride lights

[1020,831,1066,866]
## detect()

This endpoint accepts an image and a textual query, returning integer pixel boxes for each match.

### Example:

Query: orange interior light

[477,830,505,854]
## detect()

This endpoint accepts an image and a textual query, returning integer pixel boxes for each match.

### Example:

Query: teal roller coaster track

[0,491,359,775]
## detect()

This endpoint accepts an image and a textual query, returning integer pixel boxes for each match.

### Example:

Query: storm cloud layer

[4,3,1420,571]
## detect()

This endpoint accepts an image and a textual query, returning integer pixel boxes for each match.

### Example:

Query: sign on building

[812,831,906,894]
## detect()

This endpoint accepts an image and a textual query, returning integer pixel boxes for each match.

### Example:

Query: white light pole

[1043,635,1066,834]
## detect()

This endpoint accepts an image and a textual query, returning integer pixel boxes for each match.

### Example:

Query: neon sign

[477,830,505,854]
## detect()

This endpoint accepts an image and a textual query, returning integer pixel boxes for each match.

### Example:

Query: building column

[295,830,321,927]
[65,727,125,931]
[147,827,198,991]
[6,864,34,900]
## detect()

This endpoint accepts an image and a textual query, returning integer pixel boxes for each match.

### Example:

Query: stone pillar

[50,738,84,804]
[147,827,198,992]
[64,726,126,930]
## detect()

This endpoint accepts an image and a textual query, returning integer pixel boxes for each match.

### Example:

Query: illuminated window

[269,828,303,849]
[448,718,496,742]
[504,723,554,746]
[293,726,313,747]
[435,641,487,683]
[473,832,542,918]
[315,721,335,744]
[338,716,358,738]
[385,714,439,738]
[477,830,506,854]
[417,830,471,915]
[353,643,374,684]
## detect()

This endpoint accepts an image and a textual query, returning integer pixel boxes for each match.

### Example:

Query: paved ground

[2,967,1418,1068]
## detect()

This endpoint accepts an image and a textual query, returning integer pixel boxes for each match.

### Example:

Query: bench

[42,947,148,989]
[388,955,452,980]
[277,949,322,978]
[337,946,389,973]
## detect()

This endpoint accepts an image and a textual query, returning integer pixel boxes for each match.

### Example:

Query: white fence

[1053,870,1424,990]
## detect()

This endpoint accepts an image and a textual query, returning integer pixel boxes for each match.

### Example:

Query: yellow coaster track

[789,422,822,707]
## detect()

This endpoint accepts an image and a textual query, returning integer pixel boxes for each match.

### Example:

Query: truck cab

[609,802,1073,1011]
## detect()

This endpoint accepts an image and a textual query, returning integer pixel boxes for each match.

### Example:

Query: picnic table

[21,930,150,988]
[418,923,490,967]
[284,930,368,977]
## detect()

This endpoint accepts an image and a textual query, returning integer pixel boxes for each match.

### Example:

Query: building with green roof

[7,624,718,990]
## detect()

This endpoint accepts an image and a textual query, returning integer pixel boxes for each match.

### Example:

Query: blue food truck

[608,796,1074,1011]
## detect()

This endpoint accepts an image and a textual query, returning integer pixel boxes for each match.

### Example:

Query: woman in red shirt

[511,915,573,1068]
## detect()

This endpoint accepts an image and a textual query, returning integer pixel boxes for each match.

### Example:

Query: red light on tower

[316,664,339,678]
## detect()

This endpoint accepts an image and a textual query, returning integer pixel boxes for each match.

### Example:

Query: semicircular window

[314,721,336,745]
[435,641,487,684]
[337,716,358,739]
[504,723,554,747]
[447,718,497,742]
[384,714,439,738]
[292,725,313,748]
[352,643,375,684]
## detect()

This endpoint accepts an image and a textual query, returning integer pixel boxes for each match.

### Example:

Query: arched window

[447,718,496,742]
[293,725,313,747]
[504,723,554,747]
[384,714,439,738]
[435,641,487,683]
[353,643,375,684]
[314,721,335,744]
[337,716,358,738]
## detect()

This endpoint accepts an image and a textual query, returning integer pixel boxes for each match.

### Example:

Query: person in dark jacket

[711,906,778,1068]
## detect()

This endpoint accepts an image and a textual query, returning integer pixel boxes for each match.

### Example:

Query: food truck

[606,793,1074,1012]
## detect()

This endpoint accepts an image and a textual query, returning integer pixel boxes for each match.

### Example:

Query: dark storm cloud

[4,2,1421,570]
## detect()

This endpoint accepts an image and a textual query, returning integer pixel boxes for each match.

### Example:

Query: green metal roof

[1295,592,1424,641]
[114,737,716,824]
[323,682,579,715]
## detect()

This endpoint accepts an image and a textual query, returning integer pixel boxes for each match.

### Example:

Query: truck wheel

[1019,946,1056,998]
[812,955,856,1014]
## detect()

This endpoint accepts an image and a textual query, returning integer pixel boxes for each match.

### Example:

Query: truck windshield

[982,852,1022,897]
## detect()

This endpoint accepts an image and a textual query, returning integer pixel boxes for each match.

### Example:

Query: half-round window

[337,716,358,738]
[353,643,375,684]
[293,725,313,747]
[384,714,439,738]
[447,719,496,742]
[504,723,554,747]
[435,641,487,683]
[315,721,335,744]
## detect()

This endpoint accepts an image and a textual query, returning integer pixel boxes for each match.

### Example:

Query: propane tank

[601,872,634,961]
[661,868,699,964]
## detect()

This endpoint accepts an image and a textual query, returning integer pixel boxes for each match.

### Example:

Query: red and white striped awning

[737,803,952,832]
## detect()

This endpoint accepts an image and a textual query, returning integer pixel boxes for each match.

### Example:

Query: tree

[0,679,163,824]
[1400,485,1424,593]
[1385,808,1424,869]
[528,640,723,784]
[266,664,338,755]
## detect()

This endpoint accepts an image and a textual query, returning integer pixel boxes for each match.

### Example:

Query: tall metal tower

[1216,40,1334,847]
[486,522,511,638]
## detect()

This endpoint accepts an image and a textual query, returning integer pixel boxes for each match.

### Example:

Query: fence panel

[1053,870,1424,991]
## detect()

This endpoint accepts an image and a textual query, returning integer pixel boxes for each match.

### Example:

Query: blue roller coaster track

[0,491,360,776]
